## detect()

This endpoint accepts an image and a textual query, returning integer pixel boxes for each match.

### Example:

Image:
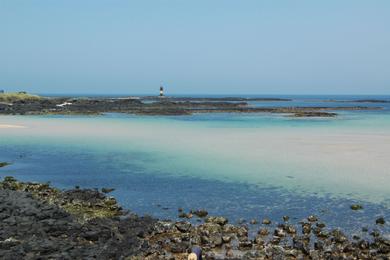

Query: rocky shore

[0,177,389,259]
[0,94,383,117]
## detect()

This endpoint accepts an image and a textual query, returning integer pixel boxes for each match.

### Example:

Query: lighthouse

[159,85,164,97]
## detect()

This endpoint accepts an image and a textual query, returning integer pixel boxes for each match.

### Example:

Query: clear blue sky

[0,0,389,95]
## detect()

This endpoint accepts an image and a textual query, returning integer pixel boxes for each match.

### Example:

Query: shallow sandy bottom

[1,115,390,204]
[0,124,26,128]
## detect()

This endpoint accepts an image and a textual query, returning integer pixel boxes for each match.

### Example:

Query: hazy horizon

[1,1,389,95]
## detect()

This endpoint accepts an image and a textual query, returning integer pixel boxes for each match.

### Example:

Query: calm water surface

[1,95,390,236]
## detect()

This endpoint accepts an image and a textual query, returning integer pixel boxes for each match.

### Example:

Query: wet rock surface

[0,177,389,259]
[0,182,155,259]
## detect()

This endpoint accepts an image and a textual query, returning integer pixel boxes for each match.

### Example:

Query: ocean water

[1,95,390,236]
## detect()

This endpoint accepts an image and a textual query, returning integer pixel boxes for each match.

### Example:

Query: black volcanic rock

[0,95,383,117]
[1,177,390,259]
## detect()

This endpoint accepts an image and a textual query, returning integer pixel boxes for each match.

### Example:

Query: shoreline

[0,94,384,117]
[0,177,389,259]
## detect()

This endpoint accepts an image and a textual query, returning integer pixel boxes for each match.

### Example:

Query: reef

[0,94,383,117]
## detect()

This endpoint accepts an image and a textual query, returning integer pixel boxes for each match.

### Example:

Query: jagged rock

[376,217,385,225]
[205,216,228,226]
[307,215,318,222]
[371,230,380,237]
[236,226,248,239]
[254,235,265,245]
[285,225,297,234]
[239,240,253,249]
[192,209,208,218]
[208,234,223,247]
[200,223,222,235]
[317,230,329,238]
[222,235,231,243]
[331,230,347,244]
[175,221,192,233]
[274,228,286,237]
[222,224,238,234]
[225,248,234,258]
[262,218,271,225]
[302,223,311,234]
[258,228,269,236]
[170,241,189,253]
[316,222,326,228]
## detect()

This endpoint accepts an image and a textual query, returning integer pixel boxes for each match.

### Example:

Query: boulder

[205,216,228,226]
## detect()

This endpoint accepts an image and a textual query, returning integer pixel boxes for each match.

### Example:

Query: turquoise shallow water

[1,95,390,236]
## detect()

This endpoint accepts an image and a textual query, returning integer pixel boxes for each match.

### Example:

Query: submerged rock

[307,215,318,222]
[192,209,208,218]
[178,212,193,219]
[376,217,386,225]
[262,218,271,225]
[101,187,115,193]
[350,204,363,210]
[205,216,228,226]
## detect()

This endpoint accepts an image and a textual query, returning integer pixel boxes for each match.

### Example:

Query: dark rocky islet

[0,93,383,117]
[324,99,390,104]
[0,162,10,168]
[0,177,389,259]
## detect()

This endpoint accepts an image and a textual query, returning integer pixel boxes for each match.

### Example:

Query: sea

[1,95,390,237]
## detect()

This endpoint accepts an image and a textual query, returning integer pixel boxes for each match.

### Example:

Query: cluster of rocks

[0,177,389,259]
[0,177,156,259]
[0,95,383,117]
[145,214,390,259]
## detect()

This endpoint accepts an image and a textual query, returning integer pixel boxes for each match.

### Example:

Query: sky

[0,0,389,95]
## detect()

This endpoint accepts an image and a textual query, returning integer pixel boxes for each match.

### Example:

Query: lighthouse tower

[159,85,164,97]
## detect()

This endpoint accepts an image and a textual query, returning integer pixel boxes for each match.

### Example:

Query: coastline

[0,94,385,117]
[0,177,389,259]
